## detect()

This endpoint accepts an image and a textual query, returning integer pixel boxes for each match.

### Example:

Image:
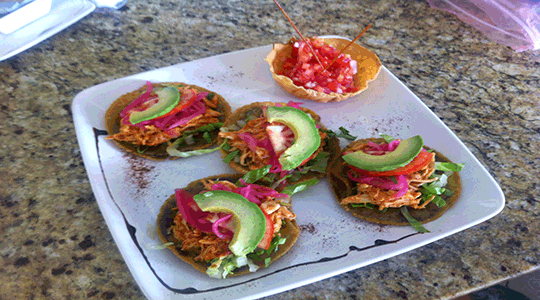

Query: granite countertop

[1,0,539,299]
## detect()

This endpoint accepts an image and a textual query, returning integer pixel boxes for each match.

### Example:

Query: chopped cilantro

[323,127,357,140]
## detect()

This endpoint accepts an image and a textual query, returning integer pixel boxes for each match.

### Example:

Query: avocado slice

[129,86,180,124]
[193,190,266,257]
[342,135,424,171]
[266,106,321,171]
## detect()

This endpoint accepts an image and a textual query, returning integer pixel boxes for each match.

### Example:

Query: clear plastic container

[427,0,540,52]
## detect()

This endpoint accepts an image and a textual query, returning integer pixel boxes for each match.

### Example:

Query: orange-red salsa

[281,38,358,94]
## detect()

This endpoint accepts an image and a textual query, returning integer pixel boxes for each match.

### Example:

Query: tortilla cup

[156,173,300,277]
[265,37,382,103]
[105,82,231,160]
[217,101,341,181]
[327,138,462,225]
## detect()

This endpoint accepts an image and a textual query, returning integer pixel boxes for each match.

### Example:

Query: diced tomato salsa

[281,37,359,94]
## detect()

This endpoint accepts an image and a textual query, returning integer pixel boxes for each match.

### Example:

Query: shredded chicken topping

[171,212,232,261]
[219,116,327,170]
[170,180,296,262]
[108,93,221,146]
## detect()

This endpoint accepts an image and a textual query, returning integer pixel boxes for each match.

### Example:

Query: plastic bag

[426,0,540,52]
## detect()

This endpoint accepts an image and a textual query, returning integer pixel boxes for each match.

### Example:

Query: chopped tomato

[257,210,274,250]
[281,37,358,94]
[348,150,435,177]
[266,123,294,156]
[153,88,198,120]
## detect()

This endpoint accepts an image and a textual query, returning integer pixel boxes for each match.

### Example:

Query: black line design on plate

[93,127,423,294]
[92,128,193,292]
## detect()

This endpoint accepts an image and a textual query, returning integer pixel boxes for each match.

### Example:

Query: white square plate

[72,36,505,300]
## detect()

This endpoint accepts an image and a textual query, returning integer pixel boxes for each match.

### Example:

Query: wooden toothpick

[272,0,325,68]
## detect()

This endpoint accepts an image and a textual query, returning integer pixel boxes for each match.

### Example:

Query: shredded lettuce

[167,122,223,148]
[380,134,395,143]
[247,235,287,267]
[166,141,225,157]
[247,259,259,272]
[281,178,319,195]
[270,174,292,189]
[350,203,375,209]
[435,162,465,172]
[207,236,288,278]
[419,163,463,207]
[350,203,388,213]
[289,151,330,181]
[136,146,149,153]
[144,242,174,250]
[422,185,446,195]
[206,255,259,279]
[240,165,271,184]
[203,132,212,143]
[223,150,240,163]
[221,141,232,151]
[431,195,447,207]
[206,258,224,278]
[305,152,330,173]
[400,207,430,233]
[260,172,278,184]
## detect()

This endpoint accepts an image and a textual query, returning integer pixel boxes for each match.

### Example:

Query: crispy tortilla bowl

[216,101,341,181]
[156,173,301,277]
[327,138,462,225]
[265,37,382,103]
[105,82,231,160]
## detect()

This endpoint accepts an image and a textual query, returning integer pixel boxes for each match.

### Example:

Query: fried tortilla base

[265,37,382,103]
[156,174,301,277]
[105,82,231,160]
[216,101,340,181]
[327,138,462,225]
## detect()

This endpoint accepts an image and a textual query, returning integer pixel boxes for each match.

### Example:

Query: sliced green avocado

[266,106,321,171]
[129,87,180,124]
[343,135,424,171]
[193,190,265,257]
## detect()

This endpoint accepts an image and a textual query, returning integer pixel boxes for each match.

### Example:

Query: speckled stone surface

[1,0,539,299]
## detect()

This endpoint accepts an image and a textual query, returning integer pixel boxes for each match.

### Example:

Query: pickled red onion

[212,214,233,239]
[395,175,408,199]
[175,189,213,233]
[366,140,400,154]
[236,179,289,202]
[164,101,206,130]
[211,183,233,192]
[238,132,259,153]
[276,101,303,109]
[119,81,153,118]
[121,88,207,131]
[347,172,409,199]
